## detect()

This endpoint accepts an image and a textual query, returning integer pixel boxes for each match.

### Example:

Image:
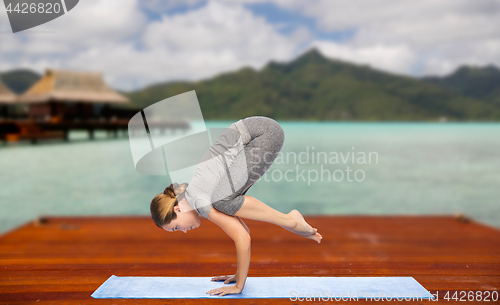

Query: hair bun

[163,182,188,199]
[163,184,176,197]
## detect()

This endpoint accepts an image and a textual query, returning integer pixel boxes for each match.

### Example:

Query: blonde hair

[150,182,188,228]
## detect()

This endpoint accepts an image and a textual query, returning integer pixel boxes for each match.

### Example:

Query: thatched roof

[0,78,16,103]
[17,69,129,104]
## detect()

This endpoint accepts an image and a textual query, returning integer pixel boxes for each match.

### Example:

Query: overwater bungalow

[17,69,130,122]
[1,69,188,143]
[0,69,136,143]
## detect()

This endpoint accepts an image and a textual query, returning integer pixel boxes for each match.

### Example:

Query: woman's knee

[273,121,285,145]
[265,118,285,150]
[245,116,284,143]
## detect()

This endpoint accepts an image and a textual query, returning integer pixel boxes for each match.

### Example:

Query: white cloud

[95,0,310,89]
[142,0,308,65]
[0,0,148,73]
[1,0,499,91]
[0,0,310,90]
[238,0,500,76]
[43,0,147,45]
[134,0,310,87]
[140,0,206,13]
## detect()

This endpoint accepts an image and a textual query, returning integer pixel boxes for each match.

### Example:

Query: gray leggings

[212,116,285,215]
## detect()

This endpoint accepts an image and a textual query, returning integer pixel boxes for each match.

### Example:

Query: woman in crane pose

[150,116,322,297]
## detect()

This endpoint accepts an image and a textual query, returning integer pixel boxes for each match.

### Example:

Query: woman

[150,116,322,297]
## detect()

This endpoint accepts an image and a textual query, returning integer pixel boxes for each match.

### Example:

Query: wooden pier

[0,119,190,144]
[0,215,499,304]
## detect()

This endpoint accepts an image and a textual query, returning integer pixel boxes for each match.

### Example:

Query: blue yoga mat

[92,275,435,300]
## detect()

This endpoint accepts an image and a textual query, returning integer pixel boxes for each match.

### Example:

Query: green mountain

[423,65,500,108]
[126,49,500,121]
[0,69,41,94]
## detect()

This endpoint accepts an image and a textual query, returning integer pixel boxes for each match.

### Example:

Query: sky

[1,0,499,91]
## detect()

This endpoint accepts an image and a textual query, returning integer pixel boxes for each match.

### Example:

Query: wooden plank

[0,215,499,304]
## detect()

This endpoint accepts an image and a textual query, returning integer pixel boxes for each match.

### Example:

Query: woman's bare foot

[286,210,322,243]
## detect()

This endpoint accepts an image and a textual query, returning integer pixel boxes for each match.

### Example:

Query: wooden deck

[0,118,190,143]
[0,215,499,304]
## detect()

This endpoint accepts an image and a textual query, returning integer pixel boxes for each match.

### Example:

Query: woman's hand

[207,284,243,296]
[211,274,236,284]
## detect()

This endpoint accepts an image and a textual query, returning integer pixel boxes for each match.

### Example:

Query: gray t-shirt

[184,119,251,220]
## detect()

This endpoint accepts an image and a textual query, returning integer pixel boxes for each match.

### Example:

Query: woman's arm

[207,208,251,296]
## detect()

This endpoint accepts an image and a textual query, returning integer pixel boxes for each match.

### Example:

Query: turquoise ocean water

[1,121,499,234]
